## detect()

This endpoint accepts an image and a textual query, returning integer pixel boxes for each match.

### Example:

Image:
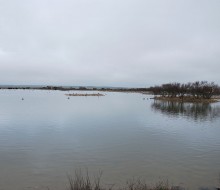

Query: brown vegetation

[66,170,183,190]
[149,81,220,102]
[65,93,105,97]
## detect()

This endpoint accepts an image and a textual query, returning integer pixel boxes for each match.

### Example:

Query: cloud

[0,0,220,87]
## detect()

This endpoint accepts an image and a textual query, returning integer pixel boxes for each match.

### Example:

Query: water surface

[0,90,220,190]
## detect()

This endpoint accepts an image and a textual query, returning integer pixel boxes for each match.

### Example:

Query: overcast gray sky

[0,0,220,87]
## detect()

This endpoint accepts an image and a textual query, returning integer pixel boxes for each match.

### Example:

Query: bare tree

[150,81,220,99]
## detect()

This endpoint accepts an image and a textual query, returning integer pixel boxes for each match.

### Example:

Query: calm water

[0,90,220,190]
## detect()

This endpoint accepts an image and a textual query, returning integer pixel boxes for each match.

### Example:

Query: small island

[149,81,220,103]
[65,93,105,97]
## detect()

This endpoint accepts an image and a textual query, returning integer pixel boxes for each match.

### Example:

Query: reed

[66,170,183,190]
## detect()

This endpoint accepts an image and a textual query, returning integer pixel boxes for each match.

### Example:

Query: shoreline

[0,86,151,94]
[153,96,219,103]
[1,86,220,103]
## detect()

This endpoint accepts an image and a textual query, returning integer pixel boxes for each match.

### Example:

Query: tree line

[149,81,220,99]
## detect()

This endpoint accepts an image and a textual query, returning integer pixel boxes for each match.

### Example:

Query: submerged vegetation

[149,81,220,103]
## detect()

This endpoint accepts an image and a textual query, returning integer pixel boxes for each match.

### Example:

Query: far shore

[0,86,152,96]
[0,85,149,93]
[1,85,220,103]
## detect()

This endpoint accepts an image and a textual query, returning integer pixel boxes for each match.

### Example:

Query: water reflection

[1,91,220,190]
[151,100,220,121]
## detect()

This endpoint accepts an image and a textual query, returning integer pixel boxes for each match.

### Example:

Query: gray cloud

[0,0,220,87]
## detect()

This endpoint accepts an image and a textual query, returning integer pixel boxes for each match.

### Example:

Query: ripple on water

[0,90,220,190]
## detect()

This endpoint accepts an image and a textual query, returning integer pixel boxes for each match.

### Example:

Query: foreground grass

[66,171,184,190]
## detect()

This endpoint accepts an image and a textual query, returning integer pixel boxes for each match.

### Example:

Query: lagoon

[0,90,220,190]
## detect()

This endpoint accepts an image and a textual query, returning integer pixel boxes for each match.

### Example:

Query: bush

[150,81,220,99]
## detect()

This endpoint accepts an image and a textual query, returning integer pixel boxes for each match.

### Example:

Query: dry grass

[66,170,183,190]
